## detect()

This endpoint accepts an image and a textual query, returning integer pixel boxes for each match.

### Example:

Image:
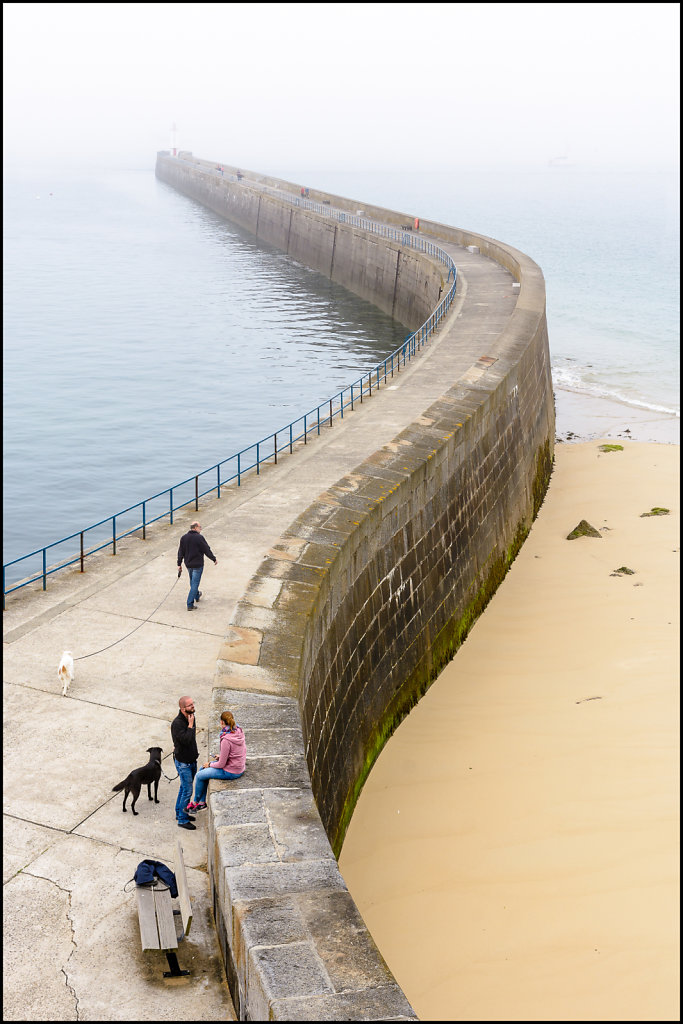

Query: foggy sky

[3,2,680,174]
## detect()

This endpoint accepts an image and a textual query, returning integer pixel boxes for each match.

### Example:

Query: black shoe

[187,815,196,822]
[195,591,202,602]
[187,605,196,611]
[178,821,196,830]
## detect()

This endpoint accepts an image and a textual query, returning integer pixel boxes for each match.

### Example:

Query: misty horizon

[3,3,679,177]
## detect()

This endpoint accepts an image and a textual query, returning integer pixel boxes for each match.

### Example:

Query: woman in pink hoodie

[187,711,246,811]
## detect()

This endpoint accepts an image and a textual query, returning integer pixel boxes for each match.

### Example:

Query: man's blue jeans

[186,567,203,608]
[175,759,197,823]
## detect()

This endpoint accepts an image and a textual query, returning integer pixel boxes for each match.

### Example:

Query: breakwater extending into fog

[151,154,556,1017]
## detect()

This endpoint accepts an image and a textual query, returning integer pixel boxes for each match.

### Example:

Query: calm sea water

[294,165,680,417]
[3,168,406,572]
[3,162,679,574]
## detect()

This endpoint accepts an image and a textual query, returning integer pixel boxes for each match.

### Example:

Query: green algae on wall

[331,440,555,856]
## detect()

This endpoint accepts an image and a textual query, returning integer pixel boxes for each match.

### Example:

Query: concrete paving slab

[4,871,78,1021]
[4,834,234,1021]
[74,767,207,867]
[3,611,221,715]
[3,682,170,831]
[78,571,230,645]
[76,552,189,619]
[3,816,66,883]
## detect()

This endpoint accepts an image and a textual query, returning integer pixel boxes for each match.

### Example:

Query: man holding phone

[171,695,198,830]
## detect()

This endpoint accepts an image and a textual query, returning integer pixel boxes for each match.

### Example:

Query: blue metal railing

[177,154,454,273]
[3,178,457,606]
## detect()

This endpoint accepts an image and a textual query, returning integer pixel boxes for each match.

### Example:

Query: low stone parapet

[207,688,417,1020]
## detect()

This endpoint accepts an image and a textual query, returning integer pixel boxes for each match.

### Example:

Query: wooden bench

[135,839,193,977]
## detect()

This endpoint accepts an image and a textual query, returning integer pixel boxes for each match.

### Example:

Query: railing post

[217,466,220,500]
[304,414,307,444]
[317,407,320,435]
[237,453,241,486]
[195,476,199,511]
[142,502,146,539]
[329,399,332,427]
[80,532,84,572]
[274,433,278,465]
[170,489,173,525]
[256,442,260,475]
[43,549,47,591]
[289,423,293,454]
[368,371,372,395]
[113,516,116,555]
[340,390,343,418]
[351,383,354,410]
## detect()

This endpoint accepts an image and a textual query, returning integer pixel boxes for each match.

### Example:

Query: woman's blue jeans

[175,759,197,823]
[187,567,203,608]
[193,766,244,803]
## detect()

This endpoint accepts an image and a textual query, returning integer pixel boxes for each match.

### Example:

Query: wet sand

[339,437,679,1021]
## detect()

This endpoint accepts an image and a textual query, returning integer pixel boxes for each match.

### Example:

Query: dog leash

[74,575,181,663]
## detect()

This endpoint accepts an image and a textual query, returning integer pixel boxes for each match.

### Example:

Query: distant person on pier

[177,521,217,611]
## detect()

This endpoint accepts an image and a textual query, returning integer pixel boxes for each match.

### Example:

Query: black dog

[112,747,163,815]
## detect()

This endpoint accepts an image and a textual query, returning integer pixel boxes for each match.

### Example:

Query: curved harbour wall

[156,153,554,1020]
[156,153,445,331]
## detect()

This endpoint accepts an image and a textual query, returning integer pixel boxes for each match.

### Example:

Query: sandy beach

[339,434,679,1021]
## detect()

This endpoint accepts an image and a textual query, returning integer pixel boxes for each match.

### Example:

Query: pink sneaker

[186,801,198,812]
[195,802,208,811]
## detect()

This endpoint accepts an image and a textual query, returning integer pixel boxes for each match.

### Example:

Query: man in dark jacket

[171,695,199,830]
[177,521,217,611]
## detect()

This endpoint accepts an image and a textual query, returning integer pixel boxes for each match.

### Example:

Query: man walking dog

[172,696,198,830]
[177,520,217,611]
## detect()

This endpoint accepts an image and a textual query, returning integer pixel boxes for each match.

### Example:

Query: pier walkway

[3,221,519,1019]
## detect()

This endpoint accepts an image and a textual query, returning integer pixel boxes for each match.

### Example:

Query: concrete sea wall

[156,153,444,331]
[156,153,554,1019]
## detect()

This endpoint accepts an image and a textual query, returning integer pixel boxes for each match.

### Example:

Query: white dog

[58,651,74,696]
